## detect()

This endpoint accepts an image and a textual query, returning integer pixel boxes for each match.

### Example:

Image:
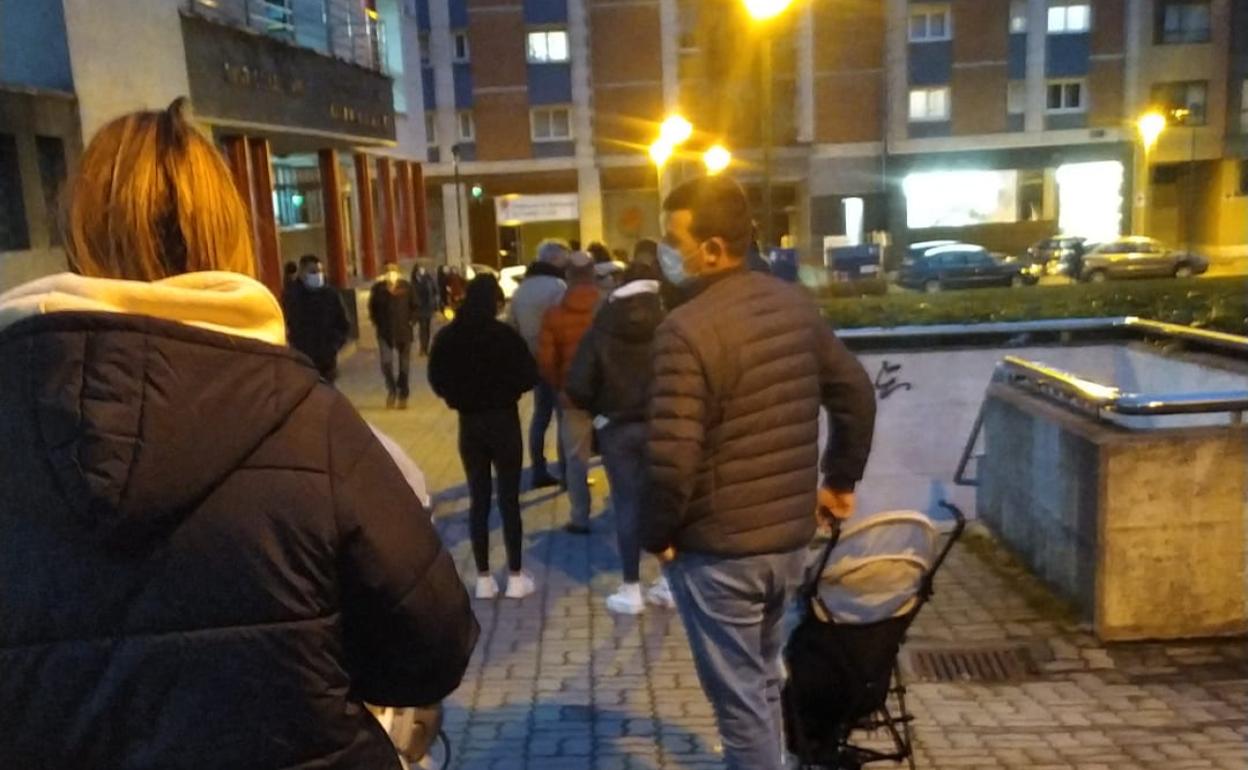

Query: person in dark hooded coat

[428,275,539,601]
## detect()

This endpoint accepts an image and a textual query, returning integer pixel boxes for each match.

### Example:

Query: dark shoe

[531,471,561,489]
[563,523,591,536]
[386,392,396,409]
[398,398,409,410]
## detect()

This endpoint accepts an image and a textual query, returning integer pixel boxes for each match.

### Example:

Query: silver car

[1079,237,1209,282]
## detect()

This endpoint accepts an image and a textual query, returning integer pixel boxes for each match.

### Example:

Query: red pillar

[318,149,348,288]
[410,162,429,258]
[221,136,257,270]
[376,156,399,267]
[247,137,282,296]
[353,153,378,280]
[396,161,416,260]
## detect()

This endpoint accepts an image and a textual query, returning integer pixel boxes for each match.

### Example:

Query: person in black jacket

[283,254,350,382]
[369,263,418,408]
[410,263,439,356]
[565,261,667,615]
[0,99,478,770]
[429,274,539,601]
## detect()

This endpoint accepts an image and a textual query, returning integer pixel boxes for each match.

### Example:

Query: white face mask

[657,242,688,286]
[303,272,325,289]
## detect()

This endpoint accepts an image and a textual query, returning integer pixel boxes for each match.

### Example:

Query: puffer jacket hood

[564,283,663,424]
[602,281,662,343]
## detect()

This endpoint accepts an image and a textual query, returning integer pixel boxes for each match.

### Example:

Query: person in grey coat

[642,176,877,770]
[507,239,570,488]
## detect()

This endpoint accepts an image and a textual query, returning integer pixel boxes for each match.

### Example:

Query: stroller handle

[921,501,967,600]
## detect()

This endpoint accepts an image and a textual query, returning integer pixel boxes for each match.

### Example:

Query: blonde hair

[67,97,256,281]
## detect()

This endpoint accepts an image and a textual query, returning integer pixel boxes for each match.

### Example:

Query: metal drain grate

[905,644,1040,683]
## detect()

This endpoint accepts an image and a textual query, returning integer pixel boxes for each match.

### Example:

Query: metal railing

[186,0,388,73]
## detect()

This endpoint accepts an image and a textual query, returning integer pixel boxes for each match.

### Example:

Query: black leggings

[459,408,524,573]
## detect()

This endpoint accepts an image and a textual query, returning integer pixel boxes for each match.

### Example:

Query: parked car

[1027,236,1090,277]
[1078,237,1209,282]
[899,244,1041,292]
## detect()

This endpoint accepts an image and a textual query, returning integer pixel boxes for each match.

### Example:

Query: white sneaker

[475,575,499,600]
[646,576,676,609]
[504,570,536,599]
[605,583,645,615]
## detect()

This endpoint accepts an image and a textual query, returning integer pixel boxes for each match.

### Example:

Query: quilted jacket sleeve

[330,397,479,706]
[536,308,560,386]
[563,325,601,413]
[641,321,706,554]
[816,321,877,490]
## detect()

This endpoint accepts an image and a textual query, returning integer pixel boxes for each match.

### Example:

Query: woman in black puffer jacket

[0,100,478,770]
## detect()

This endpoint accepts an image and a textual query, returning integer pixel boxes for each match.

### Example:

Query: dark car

[899,244,1040,293]
[1078,237,1210,282]
[1027,236,1090,277]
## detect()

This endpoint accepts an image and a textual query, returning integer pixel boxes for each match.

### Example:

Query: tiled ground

[339,345,1247,770]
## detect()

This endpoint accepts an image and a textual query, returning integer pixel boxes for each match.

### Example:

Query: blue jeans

[529,379,563,479]
[556,402,594,528]
[598,421,646,583]
[665,548,807,770]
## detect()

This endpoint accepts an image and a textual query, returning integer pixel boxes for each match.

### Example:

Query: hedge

[821,277,1248,334]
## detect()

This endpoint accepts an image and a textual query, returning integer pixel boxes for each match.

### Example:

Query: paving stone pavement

[337,346,1247,770]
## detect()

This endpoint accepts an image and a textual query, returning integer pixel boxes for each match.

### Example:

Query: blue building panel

[908,121,952,139]
[454,63,474,107]
[527,64,573,104]
[455,143,476,162]
[1046,34,1090,78]
[422,68,437,108]
[532,141,575,158]
[1,2,72,91]
[525,0,569,25]
[415,0,431,31]
[448,0,469,29]
[1008,34,1027,80]
[908,42,952,86]
[1045,113,1088,131]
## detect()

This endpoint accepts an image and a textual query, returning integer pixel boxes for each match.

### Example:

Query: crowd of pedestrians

[0,100,877,770]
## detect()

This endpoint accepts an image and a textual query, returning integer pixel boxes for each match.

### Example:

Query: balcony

[185,0,387,73]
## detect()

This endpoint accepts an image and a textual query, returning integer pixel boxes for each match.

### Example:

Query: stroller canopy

[815,510,938,625]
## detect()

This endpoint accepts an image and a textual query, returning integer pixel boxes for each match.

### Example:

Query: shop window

[1018,169,1045,221]
[273,164,324,229]
[677,0,699,53]
[1151,81,1208,125]
[1009,1,1027,33]
[35,136,66,247]
[457,111,475,142]
[452,30,470,62]
[1007,81,1027,115]
[1047,2,1091,34]
[0,133,30,251]
[1152,164,1181,185]
[909,4,952,42]
[527,29,569,63]
[1046,79,1085,113]
[1157,1,1211,44]
[1238,160,1248,197]
[908,87,950,122]
[531,106,573,141]
[425,111,438,146]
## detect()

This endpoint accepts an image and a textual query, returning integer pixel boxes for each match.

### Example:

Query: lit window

[273,163,324,229]
[425,112,437,146]
[1007,81,1027,115]
[452,31,470,62]
[531,106,573,141]
[909,87,950,121]
[1046,79,1086,112]
[457,110,475,141]
[527,29,569,63]
[418,32,431,66]
[1009,0,1027,33]
[1151,81,1208,125]
[1158,1,1211,44]
[909,4,952,42]
[1047,2,1091,34]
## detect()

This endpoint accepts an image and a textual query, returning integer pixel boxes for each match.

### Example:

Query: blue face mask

[657,242,687,286]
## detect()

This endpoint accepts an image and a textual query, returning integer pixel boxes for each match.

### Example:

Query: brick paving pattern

[338,347,1247,770]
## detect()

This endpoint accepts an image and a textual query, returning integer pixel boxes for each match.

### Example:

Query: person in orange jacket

[536,252,601,534]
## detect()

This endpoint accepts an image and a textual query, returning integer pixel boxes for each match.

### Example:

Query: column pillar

[1025,0,1049,133]
[411,162,429,257]
[795,1,815,143]
[318,149,348,288]
[396,161,416,259]
[577,166,605,246]
[442,182,467,265]
[353,153,379,279]
[221,136,257,263]
[247,137,282,296]
[376,157,400,266]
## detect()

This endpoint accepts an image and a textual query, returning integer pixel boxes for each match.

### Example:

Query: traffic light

[470,183,484,200]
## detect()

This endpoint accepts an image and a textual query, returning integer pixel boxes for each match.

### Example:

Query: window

[1152,81,1208,125]
[909,4,952,42]
[908,87,950,122]
[425,112,438,146]
[1007,81,1027,115]
[457,110,475,142]
[35,136,66,247]
[531,106,573,141]
[1047,2,1091,34]
[1046,79,1085,112]
[452,30,470,62]
[677,0,698,52]
[1237,159,1248,197]
[527,29,569,63]
[1158,1,1211,44]
[0,133,29,251]
[272,164,323,229]
[1009,0,1028,33]
[418,32,431,66]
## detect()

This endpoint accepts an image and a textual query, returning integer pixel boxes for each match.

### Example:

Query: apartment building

[419,0,1247,268]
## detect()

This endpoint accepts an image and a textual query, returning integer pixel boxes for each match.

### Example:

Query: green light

[470,184,484,199]
[291,193,305,207]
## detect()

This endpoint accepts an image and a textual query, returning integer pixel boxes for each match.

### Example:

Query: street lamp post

[451,143,467,267]
[1136,112,1166,237]
[743,0,794,252]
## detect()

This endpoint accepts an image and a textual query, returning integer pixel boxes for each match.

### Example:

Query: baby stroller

[782,502,966,770]
[372,704,451,769]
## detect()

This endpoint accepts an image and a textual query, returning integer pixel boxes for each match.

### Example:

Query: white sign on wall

[495,193,580,225]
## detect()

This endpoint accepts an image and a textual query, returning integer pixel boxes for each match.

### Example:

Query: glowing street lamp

[704,144,732,175]
[743,0,794,21]
[1135,111,1167,236]
[659,115,693,147]
[649,139,674,169]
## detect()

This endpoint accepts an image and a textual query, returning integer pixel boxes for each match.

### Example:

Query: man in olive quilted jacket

[642,176,876,770]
